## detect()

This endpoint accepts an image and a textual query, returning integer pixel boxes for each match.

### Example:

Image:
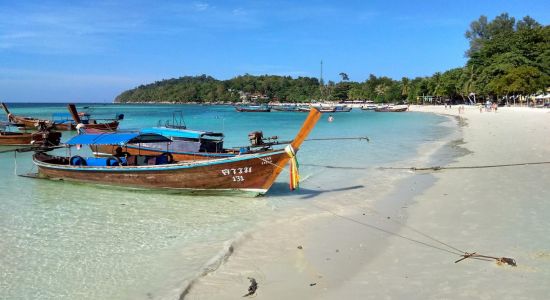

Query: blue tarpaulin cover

[66,133,171,145]
[140,127,223,140]
[52,113,75,123]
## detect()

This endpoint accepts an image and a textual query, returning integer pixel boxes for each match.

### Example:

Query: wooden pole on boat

[260,108,321,190]
[1,102,11,116]
[67,104,82,124]
[290,108,321,151]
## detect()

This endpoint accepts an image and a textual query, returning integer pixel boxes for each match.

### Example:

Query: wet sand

[184,105,550,299]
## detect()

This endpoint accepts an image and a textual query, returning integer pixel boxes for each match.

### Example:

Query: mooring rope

[309,202,464,256]
[365,207,466,254]
[380,161,550,171]
[256,154,517,267]
[309,202,516,266]
[14,150,17,176]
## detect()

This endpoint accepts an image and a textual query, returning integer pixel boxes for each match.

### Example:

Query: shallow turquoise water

[0,103,452,299]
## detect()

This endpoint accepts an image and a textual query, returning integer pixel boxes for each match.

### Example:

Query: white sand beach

[184,105,550,300]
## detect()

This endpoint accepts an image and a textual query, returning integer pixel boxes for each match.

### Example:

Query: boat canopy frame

[66,133,172,146]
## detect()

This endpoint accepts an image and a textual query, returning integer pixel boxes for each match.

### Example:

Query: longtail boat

[298,106,336,113]
[333,105,352,112]
[271,105,304,112]
[67,104,122,132]
[2,102,76,130]
[235,105,271,112]
[0,122,62,146]
[360,104,377,110]
[31,109,321,195]
[374,105,408,112]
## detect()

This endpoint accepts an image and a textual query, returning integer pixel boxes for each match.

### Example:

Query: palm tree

[401,77,410,99]
[339,72,349,81]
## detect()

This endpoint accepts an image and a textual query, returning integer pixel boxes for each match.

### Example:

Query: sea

[0,103,456,299]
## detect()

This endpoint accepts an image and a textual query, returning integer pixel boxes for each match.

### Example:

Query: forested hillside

[115,14,549,104]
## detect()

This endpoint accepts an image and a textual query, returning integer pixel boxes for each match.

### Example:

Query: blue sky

[0,0,548,102]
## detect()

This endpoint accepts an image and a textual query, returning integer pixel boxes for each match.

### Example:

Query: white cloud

[232,8,246,16]
[0,2,145,54]
[194,2,210,11]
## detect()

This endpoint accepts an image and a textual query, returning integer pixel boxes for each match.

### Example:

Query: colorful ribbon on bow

[285,145,300,190]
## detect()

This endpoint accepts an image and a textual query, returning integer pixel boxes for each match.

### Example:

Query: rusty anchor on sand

[454,252,517,267]
[243,277,258,297]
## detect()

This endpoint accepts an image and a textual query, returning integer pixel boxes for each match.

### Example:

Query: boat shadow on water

[21,173,274,198]
[266,182,365,199]
[24,173,364,199]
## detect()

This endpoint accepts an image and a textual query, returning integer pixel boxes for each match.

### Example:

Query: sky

[0,0,548,102]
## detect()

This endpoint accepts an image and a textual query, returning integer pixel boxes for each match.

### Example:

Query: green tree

[339,72,349,81]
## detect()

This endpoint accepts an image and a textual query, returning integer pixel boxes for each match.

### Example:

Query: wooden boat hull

[0,131,62,146]
[91,144,235,160]
[9,114,75,131]
[81,121,119,131]
[0,131,33,145]
[52,122,76,131]
[10,115,41,129]
[33,150,290,195]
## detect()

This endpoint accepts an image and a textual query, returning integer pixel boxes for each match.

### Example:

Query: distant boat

[374,105,408,112]
[157,110,187,129]
[301,105,351,113]
[1,102,74,131]
[50,113,77,131]
[271,105,304,112]
[67,104,122,132]
[333,105,352,112]
[235,105,271,112]
[361,104,377,110]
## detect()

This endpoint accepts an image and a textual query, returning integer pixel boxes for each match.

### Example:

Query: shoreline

[183,105,550,299]
[182,109,464,299]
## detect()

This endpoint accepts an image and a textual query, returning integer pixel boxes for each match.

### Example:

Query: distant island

[115,14,549,105]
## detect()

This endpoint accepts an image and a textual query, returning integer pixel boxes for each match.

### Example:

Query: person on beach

[328,115,334,122]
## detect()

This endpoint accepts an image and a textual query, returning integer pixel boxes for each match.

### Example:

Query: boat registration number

[221,167,252,182]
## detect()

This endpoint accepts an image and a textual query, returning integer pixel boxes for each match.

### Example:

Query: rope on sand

[379,161,550,171]
[252,151,518,267]
[309,203,517,267]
